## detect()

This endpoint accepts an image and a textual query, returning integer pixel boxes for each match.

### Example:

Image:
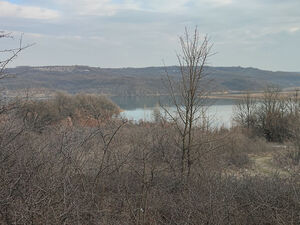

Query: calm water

[111,96,237,127]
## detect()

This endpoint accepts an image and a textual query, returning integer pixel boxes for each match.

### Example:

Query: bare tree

[234,86,300,142]
[234,91,257,129]
[162,27,213,180]
[0,31,32,79]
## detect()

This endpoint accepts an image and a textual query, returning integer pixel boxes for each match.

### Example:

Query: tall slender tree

[162,27,213,180]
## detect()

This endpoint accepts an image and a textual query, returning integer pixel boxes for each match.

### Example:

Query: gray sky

[1,0,300,71]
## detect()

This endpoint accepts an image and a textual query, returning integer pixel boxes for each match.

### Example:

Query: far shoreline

[3,88,300,100]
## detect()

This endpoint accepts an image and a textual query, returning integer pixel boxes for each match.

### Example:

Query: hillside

[1,65,300,96]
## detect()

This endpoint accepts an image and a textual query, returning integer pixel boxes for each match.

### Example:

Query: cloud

[55,0,139,16]
[288,27,300,33]
[54,0,233,16]
[126,0,233,13]
[2,0,300,71]
[0,1,60,20]
[207,0,233,6]
[137,0,190,13]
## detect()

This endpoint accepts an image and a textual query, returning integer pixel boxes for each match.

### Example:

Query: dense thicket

[15,92,120,131]
[0,100,299,224]
[234,87,300,142]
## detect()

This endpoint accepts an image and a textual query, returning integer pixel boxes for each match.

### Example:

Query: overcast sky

[1,0,299,71]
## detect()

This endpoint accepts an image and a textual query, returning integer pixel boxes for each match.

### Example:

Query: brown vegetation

[0,102,299,224]
[234,86,300,142]
[15,92,120,131]
[162,27,213,180]
[1,29,300,225]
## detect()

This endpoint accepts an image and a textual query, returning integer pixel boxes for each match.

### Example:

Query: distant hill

[1,65,300,96]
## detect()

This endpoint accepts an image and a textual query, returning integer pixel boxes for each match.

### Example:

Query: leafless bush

[0,109,300,224]
[234,87,300,142]
[16,92,120,131]
[220,128,275,168]
[273,144,300,173]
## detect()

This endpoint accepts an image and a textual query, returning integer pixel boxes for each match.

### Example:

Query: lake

[111,96,238,127]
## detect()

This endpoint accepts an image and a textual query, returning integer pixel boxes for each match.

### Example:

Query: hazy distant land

[2,65,300,97]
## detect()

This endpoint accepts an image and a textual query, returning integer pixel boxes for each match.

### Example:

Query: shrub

[16,92,120,131]
[234,87,300,142]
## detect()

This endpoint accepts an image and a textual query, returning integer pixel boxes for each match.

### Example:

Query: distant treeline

[2,65,300,96]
